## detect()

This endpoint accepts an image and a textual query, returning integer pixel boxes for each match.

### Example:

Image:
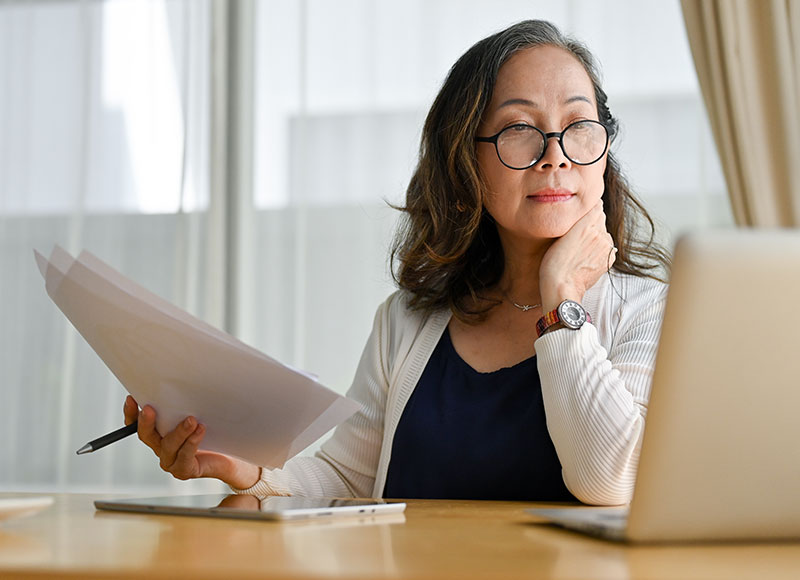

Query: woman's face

[477,45,607,243]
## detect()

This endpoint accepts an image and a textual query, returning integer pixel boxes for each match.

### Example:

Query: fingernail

[184,417,194,429]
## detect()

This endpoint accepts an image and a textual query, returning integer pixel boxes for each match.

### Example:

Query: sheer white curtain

[0,0,225,493]
[239,0,733,447]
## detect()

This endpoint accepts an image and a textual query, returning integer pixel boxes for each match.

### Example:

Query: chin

[527,220,573,240]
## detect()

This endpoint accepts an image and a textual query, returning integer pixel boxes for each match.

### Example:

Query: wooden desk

[1,492,799,579]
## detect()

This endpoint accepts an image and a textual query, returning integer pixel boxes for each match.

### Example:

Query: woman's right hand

[123,395,261,489]
[538,199,616,313]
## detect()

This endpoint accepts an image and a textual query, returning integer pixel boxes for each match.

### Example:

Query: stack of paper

[35,246,359,468]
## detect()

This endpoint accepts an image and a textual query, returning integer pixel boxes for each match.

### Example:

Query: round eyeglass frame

[475,119,609,170]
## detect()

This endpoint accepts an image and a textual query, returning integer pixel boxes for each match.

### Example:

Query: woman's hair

[390,19,670,322]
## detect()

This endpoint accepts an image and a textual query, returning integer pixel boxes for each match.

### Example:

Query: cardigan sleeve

[535,276,668,505]
[232,296,394,498]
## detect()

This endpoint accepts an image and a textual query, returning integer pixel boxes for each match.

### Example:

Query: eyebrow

[496,95,593,110]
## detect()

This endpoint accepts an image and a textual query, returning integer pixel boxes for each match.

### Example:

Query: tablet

[95,494,406,521]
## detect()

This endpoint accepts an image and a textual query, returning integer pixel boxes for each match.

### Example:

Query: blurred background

[0,0,731,494]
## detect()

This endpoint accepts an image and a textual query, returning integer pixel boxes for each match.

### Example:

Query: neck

[495,234,554,305]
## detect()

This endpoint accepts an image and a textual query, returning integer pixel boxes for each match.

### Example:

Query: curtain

[681,0,800,226]
[0,0,226,493]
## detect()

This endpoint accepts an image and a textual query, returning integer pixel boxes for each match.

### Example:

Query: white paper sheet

[35,246,359,468]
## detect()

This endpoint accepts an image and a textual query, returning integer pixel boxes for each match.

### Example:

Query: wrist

[536,299,592,338]
[541,286,584,313]
[537,321,565,337]
[224,457,261,490]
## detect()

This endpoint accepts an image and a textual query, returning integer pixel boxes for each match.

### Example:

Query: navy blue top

[383,328,576,501]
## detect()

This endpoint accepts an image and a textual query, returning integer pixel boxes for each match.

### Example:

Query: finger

[607,243,618,270]
[593,232,614,255]
[123,395,139,426]
[137,405,163,457]
[159,416,199,471]
[581,230,613,263]
[574,201,606,233]
[170,424,206,480]
[577,200,602,222]
[593,202,608,227]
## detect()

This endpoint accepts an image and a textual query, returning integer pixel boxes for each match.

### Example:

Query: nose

[535,134,571,171]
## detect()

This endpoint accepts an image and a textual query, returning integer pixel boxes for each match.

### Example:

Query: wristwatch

[536,300,591,338]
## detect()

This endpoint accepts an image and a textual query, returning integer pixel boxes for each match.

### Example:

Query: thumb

[196,450,235,480]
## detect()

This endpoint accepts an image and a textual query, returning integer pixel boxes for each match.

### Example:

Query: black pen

[76,422,138,455]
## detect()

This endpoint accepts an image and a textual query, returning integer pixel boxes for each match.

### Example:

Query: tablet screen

[95,494,406,521]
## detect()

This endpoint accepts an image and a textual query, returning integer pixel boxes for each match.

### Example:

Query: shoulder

[376,290,423,330]
[373,290,451,373]
[585,270,668,311]
[615,270,668,304]
[377,290,448,329]
[584,271,669,344]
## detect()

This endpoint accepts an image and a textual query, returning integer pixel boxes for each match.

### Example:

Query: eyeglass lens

[496,121,607,168]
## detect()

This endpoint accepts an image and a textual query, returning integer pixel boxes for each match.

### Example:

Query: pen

[76,421,138,455]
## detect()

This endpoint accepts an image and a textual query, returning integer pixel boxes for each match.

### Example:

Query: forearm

[536,324,650,505]
[230,452,372,497]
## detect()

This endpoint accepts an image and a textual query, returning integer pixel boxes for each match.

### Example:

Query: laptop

[530,229,800,542]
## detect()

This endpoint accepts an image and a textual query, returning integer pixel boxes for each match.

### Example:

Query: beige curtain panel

[681,0,800,226]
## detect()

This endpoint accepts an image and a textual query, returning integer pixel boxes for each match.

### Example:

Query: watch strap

[535,308,562,338]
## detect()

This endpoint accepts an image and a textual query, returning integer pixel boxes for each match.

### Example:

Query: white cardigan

[234,272,668,505]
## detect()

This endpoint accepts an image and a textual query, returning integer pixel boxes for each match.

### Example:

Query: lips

[526,188,575,202]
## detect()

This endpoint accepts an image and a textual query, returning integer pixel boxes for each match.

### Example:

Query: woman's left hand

[539,200,616,312]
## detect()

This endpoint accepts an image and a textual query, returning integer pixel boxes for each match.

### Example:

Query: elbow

[562,465,636,506]
[568,482,632,506]
[563,418,645,506]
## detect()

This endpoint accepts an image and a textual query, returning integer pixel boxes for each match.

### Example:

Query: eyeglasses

[476,119,609,170]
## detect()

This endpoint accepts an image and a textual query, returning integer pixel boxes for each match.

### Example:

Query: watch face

[558,300,586,329]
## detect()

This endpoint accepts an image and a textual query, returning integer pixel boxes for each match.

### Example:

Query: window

[1,0,731,492]
[0,0,218,493]
[239,0,732,418]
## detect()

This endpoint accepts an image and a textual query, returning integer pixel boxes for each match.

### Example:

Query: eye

[569,121,594,134]
[508,123,534,132]
[565,117,596,129]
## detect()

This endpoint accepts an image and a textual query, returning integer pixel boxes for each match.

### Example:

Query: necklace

[510,301,541,312]
[502,289,541,312]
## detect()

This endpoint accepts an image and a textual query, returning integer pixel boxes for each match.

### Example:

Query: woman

[125,20,669,506]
